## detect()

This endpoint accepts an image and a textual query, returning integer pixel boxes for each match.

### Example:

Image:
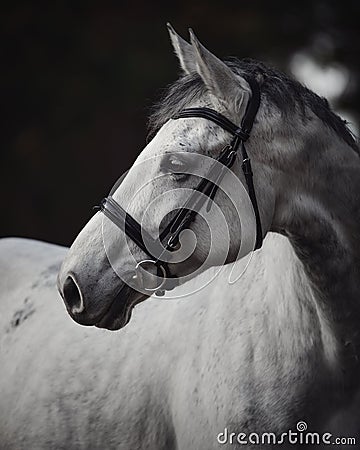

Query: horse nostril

[63,276,84,314]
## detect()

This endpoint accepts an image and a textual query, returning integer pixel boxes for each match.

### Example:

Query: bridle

[97,77,262,295]
[98,78,262,294]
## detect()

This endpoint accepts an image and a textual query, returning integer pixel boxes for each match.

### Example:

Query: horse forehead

[142,118,223,159]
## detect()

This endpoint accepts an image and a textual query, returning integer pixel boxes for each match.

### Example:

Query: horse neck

[207,235,338,382]
[275,132,360,374]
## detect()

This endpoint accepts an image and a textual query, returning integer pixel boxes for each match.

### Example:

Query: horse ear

[189,29,251,112]
[167,23,197,75]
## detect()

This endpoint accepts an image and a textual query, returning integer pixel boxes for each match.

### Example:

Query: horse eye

[163,157,188,175]
[169,159,186,173]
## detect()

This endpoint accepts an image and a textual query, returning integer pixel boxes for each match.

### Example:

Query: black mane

[149,58,358,154]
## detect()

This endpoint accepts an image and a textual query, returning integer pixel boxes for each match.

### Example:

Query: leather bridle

[98,77,262,295]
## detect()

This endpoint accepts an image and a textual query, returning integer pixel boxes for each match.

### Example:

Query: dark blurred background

[1,0,359,246]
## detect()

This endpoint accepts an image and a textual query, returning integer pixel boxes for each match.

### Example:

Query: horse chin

[95,285,148,331]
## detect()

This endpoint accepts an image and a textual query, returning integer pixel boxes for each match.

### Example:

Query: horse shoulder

[0,238,66,327]
[0,238,177,449]
[0,237,67,290]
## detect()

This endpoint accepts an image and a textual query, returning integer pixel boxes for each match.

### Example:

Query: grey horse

[1,26,360,449]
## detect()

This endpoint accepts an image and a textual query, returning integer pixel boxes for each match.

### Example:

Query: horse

[1,25,360,449]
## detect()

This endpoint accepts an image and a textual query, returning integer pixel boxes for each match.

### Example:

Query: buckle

[242,158,253,176]
[234,128,250,141]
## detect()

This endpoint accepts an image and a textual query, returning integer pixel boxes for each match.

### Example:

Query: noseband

[98,77,262,295]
